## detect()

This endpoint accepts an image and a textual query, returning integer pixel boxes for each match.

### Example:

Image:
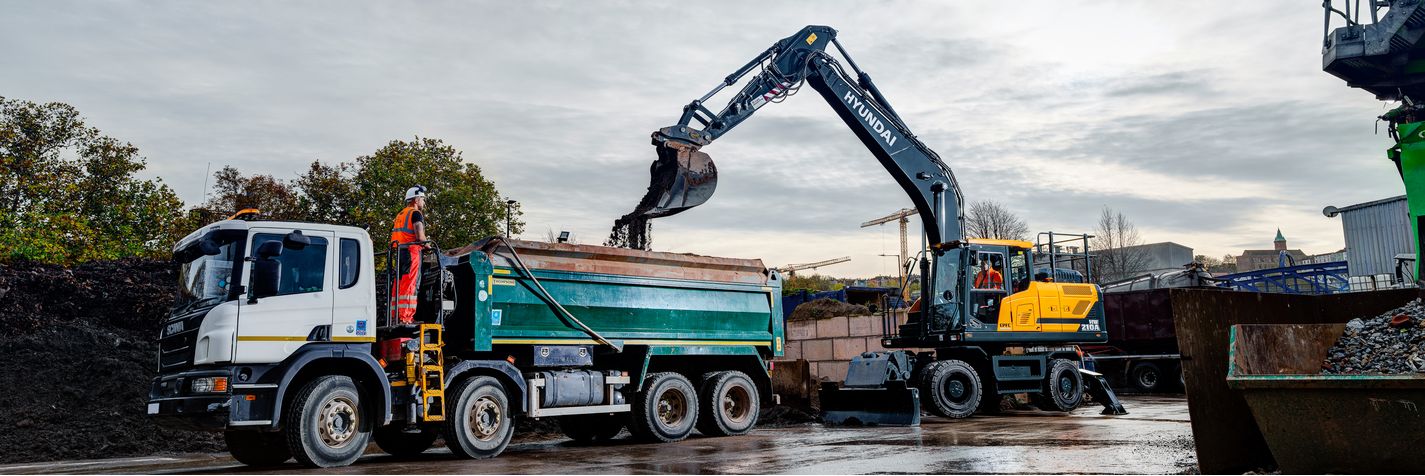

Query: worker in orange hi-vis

[390,185,429,325]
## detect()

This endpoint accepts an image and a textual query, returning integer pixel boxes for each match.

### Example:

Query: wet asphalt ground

[0,395,1195,475]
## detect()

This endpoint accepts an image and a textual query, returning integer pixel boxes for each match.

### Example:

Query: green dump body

[443,239,784,358]
[1227,324,1425,474]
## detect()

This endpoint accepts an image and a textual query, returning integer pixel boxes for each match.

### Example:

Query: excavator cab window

[971,251,1007,323]
[1010,250,1030,292]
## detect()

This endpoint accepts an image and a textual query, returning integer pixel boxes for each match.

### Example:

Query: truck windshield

[173,235,241,315]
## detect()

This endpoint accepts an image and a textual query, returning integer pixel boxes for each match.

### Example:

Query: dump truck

[633,25,1127,424]
[148,221,782,468]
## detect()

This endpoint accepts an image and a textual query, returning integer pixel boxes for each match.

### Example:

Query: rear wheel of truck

[919,360,981,419]
[1129,361,1163,393]
[558,413,625,442]
[629,372,698,442]
[1034,359,1084,412]
[373,426,439,457]
[225,430,291,466]
[444,376,513,459]
[696,371,759,436]
[284,375,371,468]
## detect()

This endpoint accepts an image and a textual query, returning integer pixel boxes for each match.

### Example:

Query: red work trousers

[393,244,422,324]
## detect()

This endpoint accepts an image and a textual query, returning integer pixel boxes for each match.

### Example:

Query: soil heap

[788,298,870,321]
[1323,298,1425,374]
[0,259,223,464]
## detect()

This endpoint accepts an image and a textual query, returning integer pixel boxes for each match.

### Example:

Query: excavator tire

[919,359,981,419]
[1035,359,1084,412]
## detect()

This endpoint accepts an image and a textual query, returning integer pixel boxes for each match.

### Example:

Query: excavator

[1323,1,1425,290]
[626,25,1126,424]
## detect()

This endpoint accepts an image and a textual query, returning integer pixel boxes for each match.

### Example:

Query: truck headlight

[191,377,229,393]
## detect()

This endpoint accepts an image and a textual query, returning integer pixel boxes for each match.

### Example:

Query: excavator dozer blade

[819,381,921,426]
[642,139,717,219]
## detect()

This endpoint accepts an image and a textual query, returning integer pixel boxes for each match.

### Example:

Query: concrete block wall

[779,312,907,382]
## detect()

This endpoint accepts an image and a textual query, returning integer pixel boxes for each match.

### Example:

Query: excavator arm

[618,25,966,330]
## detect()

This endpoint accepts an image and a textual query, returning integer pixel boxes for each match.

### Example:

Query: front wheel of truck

[444,376,513,459]
[284,375,371,468]
[225,430,291,466]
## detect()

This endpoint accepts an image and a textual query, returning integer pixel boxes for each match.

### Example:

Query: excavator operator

[391,185,429,325]
[974,254,1005,290]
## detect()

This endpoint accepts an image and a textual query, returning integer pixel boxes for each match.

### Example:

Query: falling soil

[1323,298,1425,374]
[607,138,717,250]
[0,259,223,463]
[788,298,871,321]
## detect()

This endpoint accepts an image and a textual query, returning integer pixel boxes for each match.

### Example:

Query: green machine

[1324,0,1425,284]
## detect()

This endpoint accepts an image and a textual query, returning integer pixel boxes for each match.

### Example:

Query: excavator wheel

[918,360,981,419]
[1033,359,1084,412]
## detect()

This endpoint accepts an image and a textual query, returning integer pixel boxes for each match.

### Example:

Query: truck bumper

[147,367,278,431]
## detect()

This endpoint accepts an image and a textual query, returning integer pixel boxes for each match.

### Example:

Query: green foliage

[0,96,184,264]
[195,137,523,251]
[781,273,847,295]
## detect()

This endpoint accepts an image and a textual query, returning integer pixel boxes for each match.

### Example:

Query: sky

[1,1,1406,278]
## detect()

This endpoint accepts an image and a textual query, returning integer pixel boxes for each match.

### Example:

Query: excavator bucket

[642,139,717,218]
[819,352,922,426]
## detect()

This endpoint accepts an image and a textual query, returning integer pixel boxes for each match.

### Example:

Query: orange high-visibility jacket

[390,206,421,246]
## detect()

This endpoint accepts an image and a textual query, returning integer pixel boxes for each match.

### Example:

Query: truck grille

[159,329,197,371]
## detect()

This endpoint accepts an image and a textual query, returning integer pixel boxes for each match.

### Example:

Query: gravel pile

[1323,299,1425,374]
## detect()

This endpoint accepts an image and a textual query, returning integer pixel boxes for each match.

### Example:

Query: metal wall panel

[1339,198,1413,276]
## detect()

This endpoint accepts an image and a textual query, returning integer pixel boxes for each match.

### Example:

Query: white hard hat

[404,185,427,201]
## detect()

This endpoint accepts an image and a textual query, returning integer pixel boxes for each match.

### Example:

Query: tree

[0,96,184,263]
[199,166,304,221]
[1090,207,1151,283]
[1193,254,1222,267]
[339,137,522,249]
[965,199,1030,241]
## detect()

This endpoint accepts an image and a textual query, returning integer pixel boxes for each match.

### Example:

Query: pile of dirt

[1323,298,1425,374]
[0,259,223,463]
[788,298,870,321]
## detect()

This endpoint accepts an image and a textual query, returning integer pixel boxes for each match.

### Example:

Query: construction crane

[862,208,915,299]
[778,256,851,277]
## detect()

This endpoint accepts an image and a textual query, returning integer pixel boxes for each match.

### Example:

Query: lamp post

[504,199,518,238]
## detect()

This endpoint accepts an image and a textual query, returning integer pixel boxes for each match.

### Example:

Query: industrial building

[1235,230,1309,272]
[1324,195,1416,287]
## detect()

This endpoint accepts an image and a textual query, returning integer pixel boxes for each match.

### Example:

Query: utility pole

[862,208,915,300]
[505,199,518,238]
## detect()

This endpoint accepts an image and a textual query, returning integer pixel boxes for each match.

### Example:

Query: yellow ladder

[405,324,446,422]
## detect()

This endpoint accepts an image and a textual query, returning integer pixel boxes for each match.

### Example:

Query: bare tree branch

[1090,207,1151,283]
[965,200,1030,241]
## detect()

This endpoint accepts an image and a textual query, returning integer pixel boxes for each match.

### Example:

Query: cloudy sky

[2,1,1404,277]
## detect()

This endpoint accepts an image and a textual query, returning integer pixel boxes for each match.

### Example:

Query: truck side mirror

[249,241,284,302]
[284,230,310,250]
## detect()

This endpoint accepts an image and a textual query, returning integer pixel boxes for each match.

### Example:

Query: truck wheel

[629,372,698,442]
[444,376,513,459]
[919,360,981,419]
[1129,362,1163,393]
[373,426,439,457]
[696,371,759,436]
[225,430,291,466]
[283,375,370,468]
[558,414,625,442]
[1036,359,1084,412]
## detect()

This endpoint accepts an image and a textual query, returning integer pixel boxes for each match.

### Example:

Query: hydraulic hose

[491,237,618,349]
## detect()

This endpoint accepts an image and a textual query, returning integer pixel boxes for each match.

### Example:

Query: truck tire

[444,376,513,459]
[919,360,981,419]
[1035,359,1084,412]
[1129,361,1163,393]
[558,414,625,442]
[225,430,291,466]
[373,426,439,457]
[696,371,759,436]
[283,375,371,468]
[628,372,698,442]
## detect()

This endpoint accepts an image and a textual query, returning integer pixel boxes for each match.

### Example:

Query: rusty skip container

[1227,323,1425,474]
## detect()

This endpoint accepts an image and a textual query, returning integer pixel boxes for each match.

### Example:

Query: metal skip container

[1227,324,1425,474]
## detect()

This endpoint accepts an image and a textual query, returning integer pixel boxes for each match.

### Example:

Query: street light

[504,199,518,238]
